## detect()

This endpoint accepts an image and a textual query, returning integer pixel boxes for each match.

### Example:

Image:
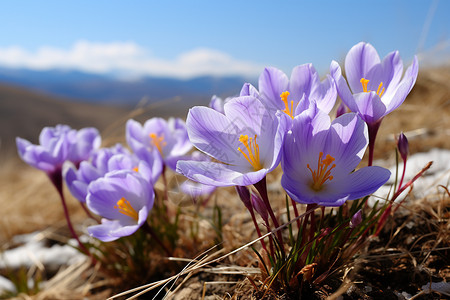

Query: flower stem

[308,204,317,242]
[254,177,284,251]
[397,158,407,194]
[79,202,100,223]
[291,199,301,229]
[367,120,382,166]
[161,165,169,202]
[48,171,93,262]
[248,207,270,256]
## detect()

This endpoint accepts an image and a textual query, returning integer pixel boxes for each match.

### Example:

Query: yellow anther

[237,134,263,171]
[360,78,370,92]
[307,152,336,191]
[149,133,167,155]
[360,78,385,97]
[132,166,139,172]
[376,82,385,97]
[114,197,139,221]
[280,91,295,119]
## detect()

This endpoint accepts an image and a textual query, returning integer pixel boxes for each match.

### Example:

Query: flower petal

[385,56,419,114]
[289,64,313,102]
[345,42,381,93]
[324,113,368,174]
[186,106,241,164]
[310,74,337,114]
[258,67,289,112]
[353,92,387,124]
[176,160,267,187]
[327,166,391,201]
[88,219,140,242]
[330,60,358,112]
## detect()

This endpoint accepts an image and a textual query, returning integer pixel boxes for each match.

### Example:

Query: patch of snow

[422,281,450,296]
[370,148,450,206]
[0,232,86,270]
[0,275,16,294]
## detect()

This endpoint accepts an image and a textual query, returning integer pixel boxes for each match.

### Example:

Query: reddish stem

[397,159,407,194]
[248,207,271,256]
[48,171,93,261]
[79,202,100,223]
[307,204,317,242]
[254,177,284,250]
[291,199,302,229]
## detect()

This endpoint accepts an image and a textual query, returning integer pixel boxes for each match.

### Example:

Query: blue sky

[0,0,448,79]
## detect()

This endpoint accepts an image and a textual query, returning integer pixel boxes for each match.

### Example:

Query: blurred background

[0,0,449,159]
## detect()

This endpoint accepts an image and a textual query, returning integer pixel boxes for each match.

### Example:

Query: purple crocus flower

[65,144,160,203]
[177,96,288,187]
[257,64,336,118]
[126,117,192,170]
[330,42,418,125]
[86,170,154,242]
[16,124,101,254]
[330,42,418,166]
[16,125,101,174]
[281,111,390,206]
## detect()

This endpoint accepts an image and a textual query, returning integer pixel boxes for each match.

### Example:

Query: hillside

[0,84,138,160]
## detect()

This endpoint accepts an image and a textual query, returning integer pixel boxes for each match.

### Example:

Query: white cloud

[0,41,264,79]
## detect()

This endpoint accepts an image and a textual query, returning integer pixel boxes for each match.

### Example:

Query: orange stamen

[238,134,263,171]
[114,197,139,221]
[307,152,336,191]
[360,78,370,92]
[360,78,385,97]
[280,91,295,119]
[149,133,167,155]
[376,82,385,97]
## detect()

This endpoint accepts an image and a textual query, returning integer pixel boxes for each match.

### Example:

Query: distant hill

[0,83,203,161]
[0,67,253,106]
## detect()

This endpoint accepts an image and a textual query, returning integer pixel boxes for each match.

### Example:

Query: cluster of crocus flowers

[16,117,191,245]
[177,42,414,210]
[255,64,337,120]
[16,125,101,255]
[16,125,101,175]
[15,41,417,271]
[126,117,192,171]
[65,143,160,204]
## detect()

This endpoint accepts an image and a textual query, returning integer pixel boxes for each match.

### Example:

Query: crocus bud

[336,102,347,118]
[350,210,362,228]
[397,132,409,163]
[236,186,252,211]
[251,193,269,223]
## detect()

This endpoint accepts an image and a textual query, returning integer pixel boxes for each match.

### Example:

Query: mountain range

[0,67,255,106]
[0,67,258,160]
